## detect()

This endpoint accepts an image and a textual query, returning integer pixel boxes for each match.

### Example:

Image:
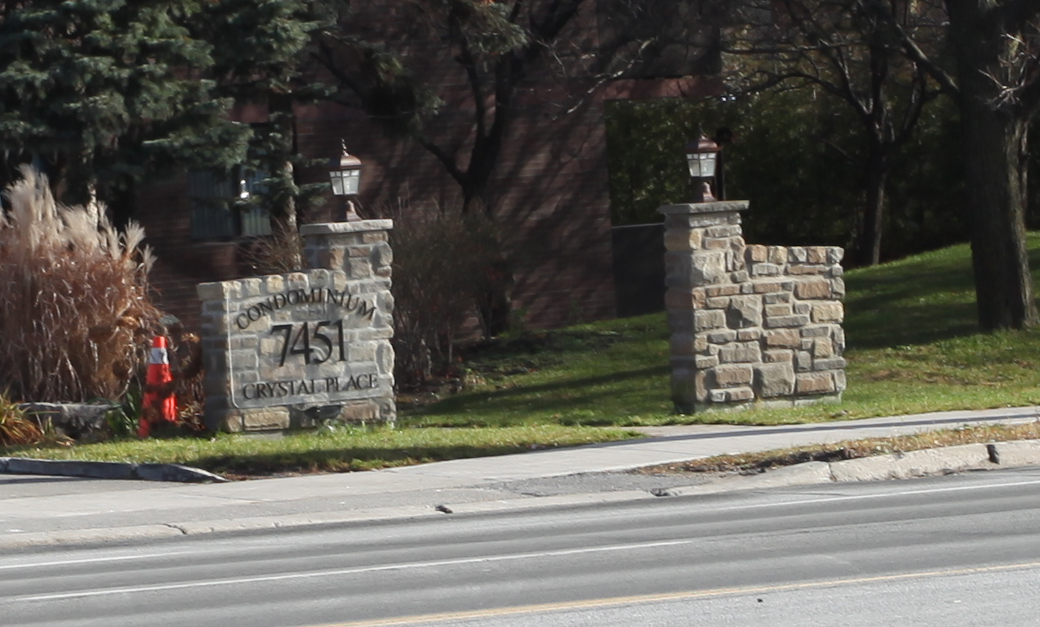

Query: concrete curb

[3,439,1040,551]
[660,439,1040,497]
[0,457,227,483]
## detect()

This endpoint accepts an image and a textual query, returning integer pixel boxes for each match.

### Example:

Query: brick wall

[139,1,721,332]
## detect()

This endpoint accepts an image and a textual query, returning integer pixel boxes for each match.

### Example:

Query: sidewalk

[2,406,1039,550]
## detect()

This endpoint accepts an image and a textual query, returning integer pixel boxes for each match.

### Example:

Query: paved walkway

[1,406,1038,549]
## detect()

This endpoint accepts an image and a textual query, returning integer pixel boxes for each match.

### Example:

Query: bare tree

[869,0,1040,330]
[719,0,943,266]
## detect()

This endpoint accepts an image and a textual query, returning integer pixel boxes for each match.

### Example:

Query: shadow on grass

[190,444,539,476]
[413,365,671,423]
[845,302,979,349]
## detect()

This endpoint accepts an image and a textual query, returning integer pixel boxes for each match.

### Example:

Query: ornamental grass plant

[0,166,163,402]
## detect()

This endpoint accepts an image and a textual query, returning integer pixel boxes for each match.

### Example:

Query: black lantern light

[685,135,721,203]
[329,141,363,221]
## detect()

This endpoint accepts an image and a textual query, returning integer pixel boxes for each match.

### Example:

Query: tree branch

[994,0,1040,33]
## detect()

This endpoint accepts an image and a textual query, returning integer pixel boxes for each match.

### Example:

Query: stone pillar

[198,220,395,432]
[661,202,846,413]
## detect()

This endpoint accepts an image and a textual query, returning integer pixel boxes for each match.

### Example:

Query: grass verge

[405,234,1040,427]
[637,421,1040,476]
[1,425,639,479]
[5,235,1040,478]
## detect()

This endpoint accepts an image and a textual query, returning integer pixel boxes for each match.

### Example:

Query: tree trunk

[948,0,1039,330]
[961,105,1037,330]
[858,140,888,266]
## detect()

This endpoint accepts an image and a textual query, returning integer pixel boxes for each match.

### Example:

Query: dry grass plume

[0,166,163,402]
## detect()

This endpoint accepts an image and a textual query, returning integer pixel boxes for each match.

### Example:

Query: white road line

[700,477,1040,514]
[11,539,694,603]
[0,552,188,571]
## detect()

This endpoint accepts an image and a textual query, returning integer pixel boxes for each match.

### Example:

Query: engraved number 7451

[270,320,346,367]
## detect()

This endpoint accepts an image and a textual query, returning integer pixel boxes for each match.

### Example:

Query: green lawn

[406,234,1040,427]
[6,234,1040,475]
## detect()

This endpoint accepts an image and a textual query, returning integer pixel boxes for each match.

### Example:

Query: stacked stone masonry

[660,202,846,412]
[197,221,396,432]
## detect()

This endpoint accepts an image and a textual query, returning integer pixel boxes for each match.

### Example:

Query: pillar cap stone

[300,220,393,236]
[659,201,750,216]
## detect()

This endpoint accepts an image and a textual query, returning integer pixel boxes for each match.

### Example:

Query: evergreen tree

[0,0,326,234]
[196,0,330,249]
[0,0,250,221]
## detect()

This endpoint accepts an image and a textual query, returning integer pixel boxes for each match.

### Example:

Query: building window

[188,168,272,240]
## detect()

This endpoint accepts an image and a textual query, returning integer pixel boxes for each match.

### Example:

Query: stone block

[714,364,753,387]
[765,304,793,317]
[831,278,846,297]
[755,362,796,397]
[834,369,848,392]
[765,328,801,348]
[813,338,834,358]
[788,247,808,263]
[729,270,749,283]
[764,314,811,328]
[764,349,794,363]
[706,285,741,297]
[807,247,828,264]
[664,230,703,251]
[812,302,845,323]
[719,341,762,363]
[706,296,731,308]
[832,327,847,353]
[691,251,728,284]
[764,292,791,305]
[795,350,813,372]
[814,357,848,371]
[794,278,832,300]
[695,309,727,331]
[197,281,233,301]
[801,325,830,338]
[786,264,827,275]
[726,295,763,328]
[737,329,762,341]
[753,281,784,294]
[696,355,720,369]
[710,387,754,403]
[706,329,737,344]
[746,245,768,263]
[796,372,836,395]
[794,302,811,315]
[706,225,742,238]
[767,246,787,265]
[703,237,730,250]
[827,247,844,264]
[242,408,291,431]
[751,263,782,277]
[285,272,309,290]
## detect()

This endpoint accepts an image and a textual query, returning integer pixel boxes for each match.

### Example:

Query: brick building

[138,1,722,332]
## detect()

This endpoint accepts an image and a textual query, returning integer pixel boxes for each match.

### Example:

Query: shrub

[389,204,501,387]
[0,393,41,446]
[0,166,163,402]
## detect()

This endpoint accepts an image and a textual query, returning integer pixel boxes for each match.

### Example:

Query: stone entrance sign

[660,201,846,413]
[198,221,395,431]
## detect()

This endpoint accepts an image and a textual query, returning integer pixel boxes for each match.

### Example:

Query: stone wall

[197,220,395,432]
[661,201,846,413]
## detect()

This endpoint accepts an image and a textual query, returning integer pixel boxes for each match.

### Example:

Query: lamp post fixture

[685,135,721,203]
[329,141,363,221]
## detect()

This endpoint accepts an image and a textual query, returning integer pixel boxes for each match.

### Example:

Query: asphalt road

[3,467,1040,627]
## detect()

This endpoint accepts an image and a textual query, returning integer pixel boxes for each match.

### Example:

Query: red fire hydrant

[138,336,177,438]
